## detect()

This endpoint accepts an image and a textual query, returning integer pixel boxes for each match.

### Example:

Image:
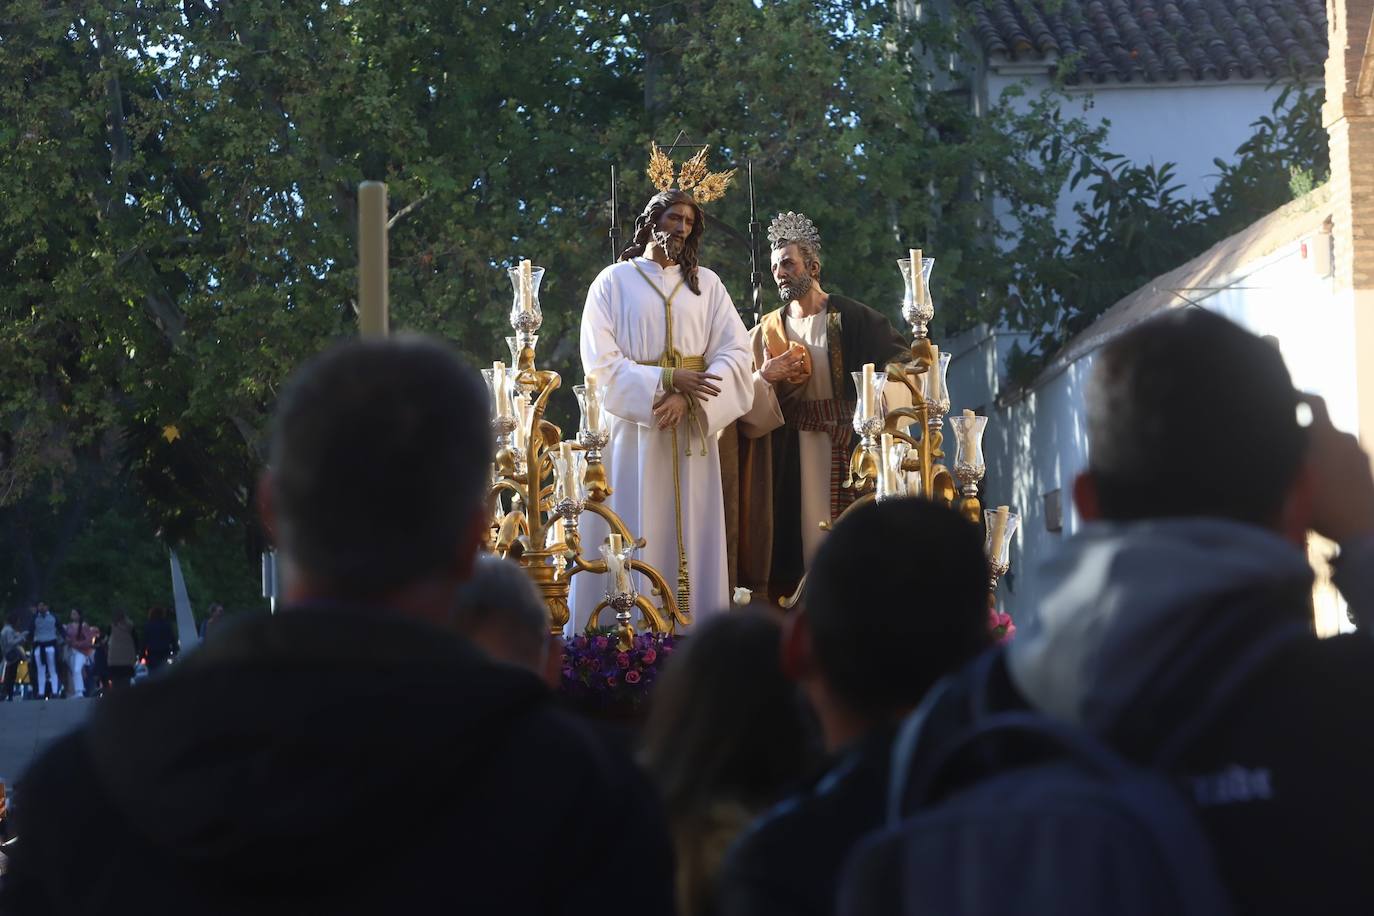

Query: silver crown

[767,211,821,250]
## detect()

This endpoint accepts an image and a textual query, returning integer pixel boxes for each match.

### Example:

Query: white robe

[570,257,753,633]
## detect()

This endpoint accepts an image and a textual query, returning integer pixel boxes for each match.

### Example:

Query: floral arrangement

[989,608,1016,644]
[560,628,677,713]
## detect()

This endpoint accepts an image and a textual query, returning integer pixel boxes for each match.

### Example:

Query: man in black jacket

[2,337,674,915]
[909,310,1374,915]
[715,499,991,916]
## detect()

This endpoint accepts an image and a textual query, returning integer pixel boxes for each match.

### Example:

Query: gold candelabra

[484,260,680,648]
[783,249,1019,606]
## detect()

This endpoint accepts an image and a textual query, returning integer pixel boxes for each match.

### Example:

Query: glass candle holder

[600,536,637,603]
[850,367,888,439]
[480,362,516,425]
[876,434,910,502]
[574,380,609,445]
[984,506,1021,573]
[920,349,953,418]
[899,255,936,337]
[508,261,545,334]
[506,335,539,366]
[552,442,587,508]
[948,412,989,494]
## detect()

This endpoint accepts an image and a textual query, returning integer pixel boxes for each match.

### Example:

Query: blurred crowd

[0,604,220,702]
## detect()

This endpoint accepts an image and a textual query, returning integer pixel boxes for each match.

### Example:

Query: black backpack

[838,622,1305,916]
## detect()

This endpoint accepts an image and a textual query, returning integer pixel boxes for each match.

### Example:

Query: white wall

[985,67,1299,232]
[947,229,1350,628]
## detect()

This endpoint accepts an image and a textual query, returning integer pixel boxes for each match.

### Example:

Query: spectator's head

[148,606,165,622]
[1076,310,1306,535]
[260,336,492,606]
[641,609,817,817]
[452,554,550,676]
[69,608,82,626]
[207,603,223,620]
[787,499,991,750]
[113,610,129,626]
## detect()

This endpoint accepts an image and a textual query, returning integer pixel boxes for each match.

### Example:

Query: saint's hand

[653,392,689,430]
[672,369,722,399]
[760,349,806,384]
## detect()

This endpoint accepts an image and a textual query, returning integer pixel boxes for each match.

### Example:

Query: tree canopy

[4,0,1316,613]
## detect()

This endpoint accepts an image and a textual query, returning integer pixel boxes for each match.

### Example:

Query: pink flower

[616,652,630,669]
[989,610,1017,644]
[640,648,657,665]
[593,636,610,651]
[605,673,619,687]
[625,670,642,684]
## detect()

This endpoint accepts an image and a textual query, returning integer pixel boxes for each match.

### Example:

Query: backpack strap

[886,648,1003,825]
[886,674,953,826]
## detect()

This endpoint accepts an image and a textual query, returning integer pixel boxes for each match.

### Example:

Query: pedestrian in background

[105,611,139,692]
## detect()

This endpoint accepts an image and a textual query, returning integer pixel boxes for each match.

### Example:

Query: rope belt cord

[628,260,713,619]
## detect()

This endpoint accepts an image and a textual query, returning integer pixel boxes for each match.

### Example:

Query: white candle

[861,363,876,419]
[961,408,976,454]
[492,361,510,417]
[586,373,602,431]
[358,181,389,338]
[929,346,942,402]
[989,505,1010,563]
[606,533,630,593]
[560,442,577,499]
[520,259,534,313]
[909,247,924,307]
[880,433,895,496]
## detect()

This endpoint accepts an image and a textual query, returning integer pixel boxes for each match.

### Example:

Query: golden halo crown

[647,142,737,204]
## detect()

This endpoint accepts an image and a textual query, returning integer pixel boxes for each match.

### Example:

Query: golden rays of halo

[644,142,736,202]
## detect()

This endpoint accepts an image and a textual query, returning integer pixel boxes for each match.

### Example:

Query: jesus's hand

[653,392,688,430]
[671,369,722,399]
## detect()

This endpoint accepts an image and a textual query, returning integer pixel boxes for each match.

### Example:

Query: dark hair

[807,499,991,716]
[148,606,165,621]
[640,609,816,816]
[1087,309,1304,525]
[620,189,706,295]
[452,555,549,667]
[269,336,492,596]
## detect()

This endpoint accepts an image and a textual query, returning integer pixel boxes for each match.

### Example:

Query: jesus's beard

[777,272,813,301]
[652,230,685,263]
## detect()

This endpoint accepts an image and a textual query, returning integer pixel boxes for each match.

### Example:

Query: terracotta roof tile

[973,0,1326,84]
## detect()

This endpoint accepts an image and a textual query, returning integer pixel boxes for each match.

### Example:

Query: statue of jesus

[570,188,754,632]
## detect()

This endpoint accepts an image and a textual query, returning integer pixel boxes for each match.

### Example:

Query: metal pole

[608,163,621,265]
[747,160,764,325]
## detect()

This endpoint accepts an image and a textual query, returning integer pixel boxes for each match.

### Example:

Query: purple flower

[589,657,602,672]
[572,636,589,649]
[593,636,610,651]
[616,652,630,669]
[625,670,642,685]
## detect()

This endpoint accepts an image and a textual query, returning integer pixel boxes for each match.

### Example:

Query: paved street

[0,698,95,797]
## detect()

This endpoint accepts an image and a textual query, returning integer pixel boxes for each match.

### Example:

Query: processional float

[354,168,1019,644]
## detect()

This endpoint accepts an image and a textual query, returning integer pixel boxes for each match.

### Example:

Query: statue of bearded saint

[728,211,911,604]
[570,188,754,632]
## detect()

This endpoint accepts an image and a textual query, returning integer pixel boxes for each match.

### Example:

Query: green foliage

[1007,82,1330,380]
[1,0,1084,600]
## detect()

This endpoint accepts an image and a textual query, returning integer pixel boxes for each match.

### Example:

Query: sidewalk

[0,698,96,795]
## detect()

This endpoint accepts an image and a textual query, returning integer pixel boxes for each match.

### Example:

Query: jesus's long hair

[619,189,705,295]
